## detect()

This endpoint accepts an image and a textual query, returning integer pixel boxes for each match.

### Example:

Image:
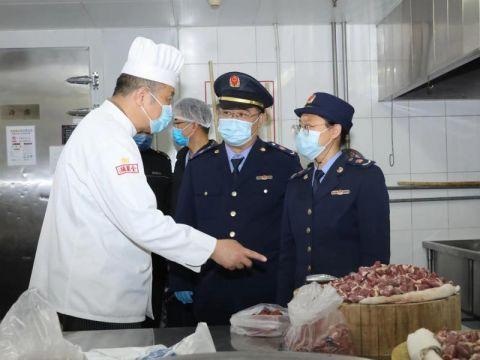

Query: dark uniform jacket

[171,140,217,215]
[277,151,390,306]
[141,148,172,215]
[139,148,172,327]
[170,138,302,325]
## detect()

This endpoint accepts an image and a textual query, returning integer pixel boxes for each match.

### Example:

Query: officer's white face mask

[218,116,260,147]
[295,128,332,161]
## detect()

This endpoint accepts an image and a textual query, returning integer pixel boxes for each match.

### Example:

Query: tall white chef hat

[121,37,184,87]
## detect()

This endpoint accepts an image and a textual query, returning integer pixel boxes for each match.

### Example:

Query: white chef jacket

[29,100,216,323]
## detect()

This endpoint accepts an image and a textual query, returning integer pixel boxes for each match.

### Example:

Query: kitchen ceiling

[0,0,401,30]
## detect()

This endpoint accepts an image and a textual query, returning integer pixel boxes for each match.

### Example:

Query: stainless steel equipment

[306,274,338,284]
[64,326,370,359]
[377,0,480,100]
[423,240,480,318]
[0,47,92,318]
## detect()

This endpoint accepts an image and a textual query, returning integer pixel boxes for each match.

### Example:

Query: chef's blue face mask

[218,116,260,147]
[140,92,173,134]
[133,133,153,151]
[172,123,193,147]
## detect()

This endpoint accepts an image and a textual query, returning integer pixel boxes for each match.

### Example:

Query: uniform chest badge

[256,175,273,181]
[331,189,351,196]
[229,74,240,88]
[116,163,139,175]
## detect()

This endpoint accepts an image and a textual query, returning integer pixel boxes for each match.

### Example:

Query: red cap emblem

[306,94,316,104]
[229,74,240,88]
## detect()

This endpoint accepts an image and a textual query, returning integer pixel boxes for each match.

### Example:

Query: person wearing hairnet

[169,72,302,325]
[165,98,216,326]
[170,98,217,214]
[29,37,267,331]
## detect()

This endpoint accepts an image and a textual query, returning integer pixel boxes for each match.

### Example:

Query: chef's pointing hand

[211,239,267,271]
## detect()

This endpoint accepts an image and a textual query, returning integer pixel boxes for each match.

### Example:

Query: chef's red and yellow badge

[229,74,240,88]
[116,158,139,175]
[306,94,316,104]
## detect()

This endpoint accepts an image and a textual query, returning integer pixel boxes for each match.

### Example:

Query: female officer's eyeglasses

[292,121,329,135]
[292,122,312,135]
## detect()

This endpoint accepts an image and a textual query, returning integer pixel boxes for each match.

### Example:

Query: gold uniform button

[230,211,237,217]
[307,246,312,252]
[306,227,311,234]
[263,189,268,194]
[260,147,266,152]
[229,231,236,238]
[231,191,237,197]
[308,265,312,272]
[204,191,208,196]
[307,208,312,215]
[214,149,220,154]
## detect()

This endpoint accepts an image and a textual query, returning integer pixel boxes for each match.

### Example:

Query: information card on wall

[6,125,36,166]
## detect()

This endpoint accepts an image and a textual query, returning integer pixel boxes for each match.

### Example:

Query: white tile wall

[218,26,256,63]
[347,24,371,61]
[390,203,412,231]
[255,26,276,63]
[277,25,295,62]
[408,100,446,117]
[178,64,211,100]
[278,62,297,121]
[294,61,333,105]
[390,230,413,264]
[409,117,447,173]
[217,63,258,78]
[372,117,411,175]
[446,100,480,116]
[446,116,480,172]
[293,25,331,62]
[448,228,480,240]
[179,27,218,64]
[350,117,373,160]
[347,61,372,118]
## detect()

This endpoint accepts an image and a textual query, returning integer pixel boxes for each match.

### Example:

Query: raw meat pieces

[331,261,450,303]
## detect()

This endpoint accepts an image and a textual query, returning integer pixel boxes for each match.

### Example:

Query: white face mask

[218,116,260,147]
[295,128,331,161]
[140,92,173,134]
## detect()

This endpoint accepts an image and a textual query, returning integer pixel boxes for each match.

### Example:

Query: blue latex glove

[174,291,193,304]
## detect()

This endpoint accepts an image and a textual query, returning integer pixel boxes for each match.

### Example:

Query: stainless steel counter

[423,239,480,318]
[64,326,369,359]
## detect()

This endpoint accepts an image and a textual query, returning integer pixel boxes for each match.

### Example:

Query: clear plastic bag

[283,283,354,354]
[0,289,215,360]
[230,303,289,337]
[85,322,216,359]
[0,289,85,360]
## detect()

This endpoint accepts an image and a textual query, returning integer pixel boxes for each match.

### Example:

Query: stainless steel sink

[423,239,480,318]
[429,240,480,252]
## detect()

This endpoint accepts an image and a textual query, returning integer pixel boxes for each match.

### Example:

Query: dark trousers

[58,313,144,332]
[165,293,197,327]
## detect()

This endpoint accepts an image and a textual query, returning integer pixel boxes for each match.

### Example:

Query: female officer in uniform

[277,92,390,306]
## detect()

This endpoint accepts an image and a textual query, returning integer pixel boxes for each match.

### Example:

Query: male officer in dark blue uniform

[170,72,302,325]
[277,92,390,306]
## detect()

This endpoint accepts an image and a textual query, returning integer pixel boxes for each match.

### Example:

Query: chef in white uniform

[29,37,266,331]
